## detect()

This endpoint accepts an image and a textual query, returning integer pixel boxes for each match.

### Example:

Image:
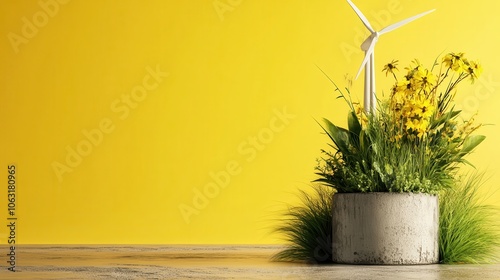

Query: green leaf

[432,110,461,129]
[320,118,350,153]
[459,158,476,168]
[461,135,486,155]
[347,111,361,137]
[359,129,368,152]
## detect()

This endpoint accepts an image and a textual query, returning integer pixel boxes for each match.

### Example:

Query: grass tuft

[439,173,500,264]
[272,185,334,264]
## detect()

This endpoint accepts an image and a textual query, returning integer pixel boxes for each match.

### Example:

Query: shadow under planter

[332,192,439,264]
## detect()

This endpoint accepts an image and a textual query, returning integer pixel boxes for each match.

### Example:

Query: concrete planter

[332,192,439,264]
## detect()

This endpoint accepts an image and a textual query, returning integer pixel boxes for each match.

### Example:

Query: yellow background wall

[0,0,499,244]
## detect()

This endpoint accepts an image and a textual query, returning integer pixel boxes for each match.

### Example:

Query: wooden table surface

[1,245,499,279]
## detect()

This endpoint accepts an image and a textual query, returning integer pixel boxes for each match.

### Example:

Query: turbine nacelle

[361,32,378,51]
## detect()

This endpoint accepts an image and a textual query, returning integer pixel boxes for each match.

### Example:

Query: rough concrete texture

[332,192,439,264]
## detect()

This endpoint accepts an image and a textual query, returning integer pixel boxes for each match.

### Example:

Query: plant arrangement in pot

[273,53,498,265]
[314,54,485,264]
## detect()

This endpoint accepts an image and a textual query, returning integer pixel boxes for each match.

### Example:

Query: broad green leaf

[460,135,486,154]
[347,111,362,137]
[321,118,350,153]
[347,111,361,149]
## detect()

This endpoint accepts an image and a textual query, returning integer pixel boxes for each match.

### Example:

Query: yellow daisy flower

[413,68,436,92]
[396,80,414,95]
[353,103,368,127]
[402,102,415,118]
[383,60,399,77]
[466,60,483,83]
[413,99,435,119]
[405,118,417,131]
[443,52,466,73]
[416,119,430,139]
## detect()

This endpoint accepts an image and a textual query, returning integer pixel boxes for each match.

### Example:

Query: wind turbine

[346,0,435,114]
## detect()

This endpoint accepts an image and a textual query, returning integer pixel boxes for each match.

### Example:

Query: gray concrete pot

[332,192,439,264]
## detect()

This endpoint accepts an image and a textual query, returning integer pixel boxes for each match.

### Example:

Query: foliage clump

[316,53,484,193]
[439,173,500,263]
[272,185,334,264]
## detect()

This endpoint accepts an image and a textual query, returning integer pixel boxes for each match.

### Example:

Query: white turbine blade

[379,9,435,35]
[346,0,375,33]
[355,37,376,80]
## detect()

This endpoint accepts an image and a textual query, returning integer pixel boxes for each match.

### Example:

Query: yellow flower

[413,68,436,92]
[408,59,422,70]
[413,99,435,119]
[403,117,430,139]
[415,119,430,138]
[396,79,414,95]
[354,103,368,127]
[391,91,405,105]
[383,60,399,77]
[390,84,398,96]
[402,102,415,118]
[465,60,483,83]
[417,129,426,139]
[405,118,417,131]
[443,52,466,73]
[403,59,422,80]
